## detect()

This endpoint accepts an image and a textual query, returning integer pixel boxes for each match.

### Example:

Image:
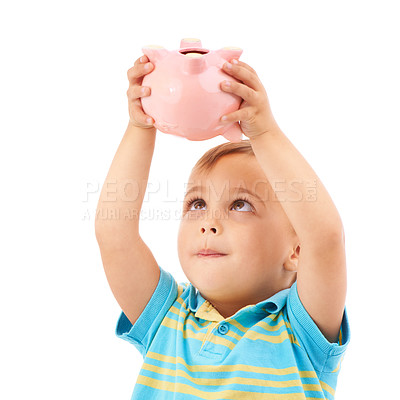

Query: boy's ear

[283,244,300,272]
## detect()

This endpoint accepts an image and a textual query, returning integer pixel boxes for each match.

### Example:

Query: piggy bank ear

[142,45,168,64]
[180,38,203,48]
[217,46,243,62]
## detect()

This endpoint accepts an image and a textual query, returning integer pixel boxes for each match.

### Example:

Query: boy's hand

[219,59,280,139]
[126,55,155,129]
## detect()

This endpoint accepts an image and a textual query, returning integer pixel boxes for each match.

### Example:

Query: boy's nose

[200,220,222,234]
[199,211,223,234]
[201,227,217,234]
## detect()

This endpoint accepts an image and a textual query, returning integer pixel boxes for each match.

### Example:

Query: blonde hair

[191,139,254,175]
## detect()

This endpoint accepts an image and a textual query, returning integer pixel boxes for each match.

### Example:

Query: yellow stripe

[137,376,315,399]
[163,305,302,344]
[177,285,183,295]
[161,314,298,350]
[320,379,336,396]
[171,294,293,337]
[146,351,316,377]
[142,362,322,390]
[331,355,343,373]
[143,352,336,395]
[199,322,219,350]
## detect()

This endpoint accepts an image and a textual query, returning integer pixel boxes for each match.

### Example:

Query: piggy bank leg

[221,123,243,143]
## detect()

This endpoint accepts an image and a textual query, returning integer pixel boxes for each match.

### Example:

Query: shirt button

[218,323,229,335]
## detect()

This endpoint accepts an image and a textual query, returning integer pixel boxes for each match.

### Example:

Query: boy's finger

[231,59,257,75]
[127,62,153,84]
[126,85,150,100]
[132,103,154,125]
[133,55,148,66]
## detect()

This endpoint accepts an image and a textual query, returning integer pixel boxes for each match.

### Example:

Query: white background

[1,0,399,398]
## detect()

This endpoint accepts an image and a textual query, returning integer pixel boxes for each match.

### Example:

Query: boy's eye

[186,198,253,212]
[189,199,206,211]
[231,200,252,212]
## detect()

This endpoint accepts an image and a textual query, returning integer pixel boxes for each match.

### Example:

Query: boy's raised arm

[95,55,161,326]
[95,122,156,242]
[219,58,346,344]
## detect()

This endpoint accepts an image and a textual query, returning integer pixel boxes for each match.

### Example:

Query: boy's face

[177,153,300,318]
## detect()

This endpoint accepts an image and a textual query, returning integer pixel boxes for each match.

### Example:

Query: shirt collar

[186,282,293,322]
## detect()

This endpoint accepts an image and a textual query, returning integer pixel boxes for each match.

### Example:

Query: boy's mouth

[197,248,227,257]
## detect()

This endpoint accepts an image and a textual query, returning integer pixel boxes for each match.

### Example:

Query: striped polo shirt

[116,265,350,399]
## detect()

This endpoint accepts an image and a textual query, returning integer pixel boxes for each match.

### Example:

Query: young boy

[95,54,350,399]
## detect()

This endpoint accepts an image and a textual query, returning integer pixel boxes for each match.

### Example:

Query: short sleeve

[287,280,351,373]
[115,265,178,358]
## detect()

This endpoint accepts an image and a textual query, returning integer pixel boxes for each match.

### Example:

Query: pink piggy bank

[141,38,244,142]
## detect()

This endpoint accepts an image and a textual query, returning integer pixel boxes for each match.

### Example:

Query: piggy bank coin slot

[179,49,209,56]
